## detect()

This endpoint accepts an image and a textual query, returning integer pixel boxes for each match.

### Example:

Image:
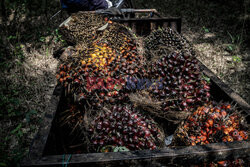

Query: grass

[0,1,67,166]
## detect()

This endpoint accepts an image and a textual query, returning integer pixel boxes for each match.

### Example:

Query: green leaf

[228,45,233,51]
[232,56,241,63]
[39,37,46,42]
[203,26,209,33]
[113,146,130,152]
[202,75,210,83]
[0,162,7,167]
[11,123,22,134]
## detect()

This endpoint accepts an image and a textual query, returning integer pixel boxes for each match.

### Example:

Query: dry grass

[0,7,66,165]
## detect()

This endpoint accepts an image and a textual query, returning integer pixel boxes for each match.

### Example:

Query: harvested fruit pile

[88,105,164,152]
[148,51,210,113]
[144,27,193,61]
[173,103,248,166]
[57,36,145,108]
[173,103,248,146]
[56,12,249,158]
[60,12,106,45]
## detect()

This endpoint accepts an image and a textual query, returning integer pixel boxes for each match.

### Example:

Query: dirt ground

[0,0,249,166]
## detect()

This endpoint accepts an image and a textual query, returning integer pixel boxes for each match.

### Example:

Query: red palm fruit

[186,98,194,104]
[106,84,114,90]
[201,130,207,136]
[99,92,105,97]
[208,129,213,136]
[106,76,113,83]
[214,124,221,131]
[229,115,237,121]
[220,110,227,117]
[93,140,98,145]
[113,91,118,96]
[107,92,112,97]
[99,140,104,145]
[232,130,239,137]
[203,85,210,91]
[147,141,154,148]
[74,78,80,84]
[151,145,157,150]
[118,140,124,146]
[145,130,151,137]
[204,122,210,128]
[89,105,164,152]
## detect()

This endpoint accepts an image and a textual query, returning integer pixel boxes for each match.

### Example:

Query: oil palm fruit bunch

[59,12,107,45]
[87,105,164,152]
[57,39,145,108]
[144,28,193,60]
[94,21,138,53]
[173,103,248,146]
[148,51,210,113]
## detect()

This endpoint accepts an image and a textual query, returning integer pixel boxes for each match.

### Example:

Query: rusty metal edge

[112,17,182,33]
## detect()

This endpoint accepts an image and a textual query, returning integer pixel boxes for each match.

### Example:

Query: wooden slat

[22,141,250,166]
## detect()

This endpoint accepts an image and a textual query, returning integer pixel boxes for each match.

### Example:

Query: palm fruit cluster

[148,51,210,113]
[173,103,248,146]
[56,37,145,108]
[93,22,139,52]
[59,12,107,45]
[87,105,164,152]
[144,28,193,60]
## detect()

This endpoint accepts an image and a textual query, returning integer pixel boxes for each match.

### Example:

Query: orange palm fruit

[189,136,196,141]
[239,131,248,140]
[59,78,64,83]
[198,135,207,142]
[217,160,229,166]
[207,119,214,127]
